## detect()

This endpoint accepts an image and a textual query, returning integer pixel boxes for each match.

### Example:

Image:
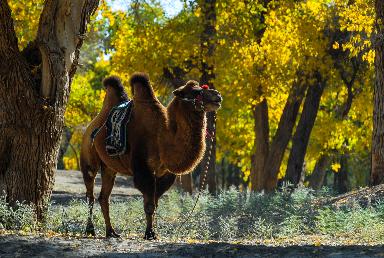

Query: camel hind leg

[80,157,98,236]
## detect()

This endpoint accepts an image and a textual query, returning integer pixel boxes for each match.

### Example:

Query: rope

[175,112,216,234]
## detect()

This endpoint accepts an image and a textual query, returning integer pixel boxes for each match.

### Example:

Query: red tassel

[202,84,209,89]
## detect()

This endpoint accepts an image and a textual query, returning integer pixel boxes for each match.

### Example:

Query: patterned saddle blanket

[91,100,133,156]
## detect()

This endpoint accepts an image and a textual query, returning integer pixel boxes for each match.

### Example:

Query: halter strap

[177,91,205,112]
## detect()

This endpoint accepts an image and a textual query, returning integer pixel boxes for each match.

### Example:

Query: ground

[1,234,384,257]
[1,171,384,257]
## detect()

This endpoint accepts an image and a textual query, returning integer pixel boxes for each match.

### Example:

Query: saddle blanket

[104,100,133,156]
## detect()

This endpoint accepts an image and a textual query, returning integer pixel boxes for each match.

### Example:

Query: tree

[199,0,218,193]
[0,0,99,218]
[371,0,384,185]
[285,72,326,186]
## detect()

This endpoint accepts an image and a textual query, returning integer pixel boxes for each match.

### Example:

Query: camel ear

[173,88,184,98]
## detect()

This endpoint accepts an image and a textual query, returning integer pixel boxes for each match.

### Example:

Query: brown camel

[80,73,222,239]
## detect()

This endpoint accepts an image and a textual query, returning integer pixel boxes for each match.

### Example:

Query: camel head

[173,81,222,112]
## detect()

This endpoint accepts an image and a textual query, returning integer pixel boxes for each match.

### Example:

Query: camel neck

[95,91,122,124]
[160,98,207,174]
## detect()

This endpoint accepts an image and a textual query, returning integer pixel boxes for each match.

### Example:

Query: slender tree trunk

[285,75,325,186]
[0,0,98,219]
[308,155,330,190]
[250,98,269,191]
[334,154,349,194]
[264,81,307,192]
[176,174,193,194]
[199,0,217,194]
[371,0,384,185]
[57,127,73,169]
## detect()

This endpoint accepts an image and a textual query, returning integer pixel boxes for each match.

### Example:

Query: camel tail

[129,72,151,95]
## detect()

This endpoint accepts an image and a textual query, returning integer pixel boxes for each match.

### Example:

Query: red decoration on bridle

[201,84,209,89]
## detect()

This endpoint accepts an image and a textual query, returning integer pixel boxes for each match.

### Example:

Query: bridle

[178,90,206,112]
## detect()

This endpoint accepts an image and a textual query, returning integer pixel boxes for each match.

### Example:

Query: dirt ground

[1,170,384,257]
[52,170,140,205]
[1,234,384,258]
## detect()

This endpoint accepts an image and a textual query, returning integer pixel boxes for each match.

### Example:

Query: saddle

[91,100,133,156]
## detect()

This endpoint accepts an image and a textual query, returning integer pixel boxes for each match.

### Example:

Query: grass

[2,187,384,243]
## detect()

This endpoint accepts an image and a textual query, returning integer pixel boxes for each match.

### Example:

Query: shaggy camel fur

[80,73,222,239]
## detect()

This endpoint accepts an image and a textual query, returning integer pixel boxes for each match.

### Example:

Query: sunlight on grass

[2,188,384,244]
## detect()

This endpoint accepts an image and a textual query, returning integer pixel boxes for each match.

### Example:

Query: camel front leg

[133,168,157,240]
[143,193,156,240]
[156,173,176,200]
[99,166,120,238]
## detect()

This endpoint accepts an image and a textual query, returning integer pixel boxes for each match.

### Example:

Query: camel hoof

[106,229,121,238]
[85,221,96,237]
[144,229,157,240]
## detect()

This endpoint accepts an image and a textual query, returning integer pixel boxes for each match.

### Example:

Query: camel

[80,73,222,239]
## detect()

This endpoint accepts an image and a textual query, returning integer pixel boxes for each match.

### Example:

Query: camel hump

[129,72,153,96]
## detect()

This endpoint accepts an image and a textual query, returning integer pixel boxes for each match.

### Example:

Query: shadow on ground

[0,235,383,258]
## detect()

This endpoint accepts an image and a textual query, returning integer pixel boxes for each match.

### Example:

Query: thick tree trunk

[248,0,272,192]
[285,75,325,186]
[0,0,98,219]
[250,98,269,191]
[308,155,330,190]
[371,0,384,185]
[334,154,349,194]
[264,81,307,192]
[199,0,217,194]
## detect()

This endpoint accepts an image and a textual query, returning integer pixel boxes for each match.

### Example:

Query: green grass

[2,187,384,243]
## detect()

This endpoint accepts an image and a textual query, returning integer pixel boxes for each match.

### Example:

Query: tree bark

[175,174,193,194]
[264,80,307,192]
[250,98,269,191]
[0,0,98,219]
[334,154,349,194]
[199,0,217,194]
[308,155,330,190]
[248,0,272,192]
[57,127,73,169]
[285,74,325,186]
[371,0,384,185]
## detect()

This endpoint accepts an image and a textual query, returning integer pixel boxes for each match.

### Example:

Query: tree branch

[35,0,99,102]
[0,0,19,55]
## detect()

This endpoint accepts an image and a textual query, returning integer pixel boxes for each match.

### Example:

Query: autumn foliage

[8,0,378,192]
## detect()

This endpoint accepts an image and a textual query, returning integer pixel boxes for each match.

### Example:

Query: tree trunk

[57,127,73,169]
[371,0,384,185]
[0,0,98,219]
[308,155,330,190]
[334,154,349,194]
[176,174,193,194]
[248,0,272,192]
[199,0,217,194]
[285,75,325,186]
[264,80,307,192]
[250,98,269,191]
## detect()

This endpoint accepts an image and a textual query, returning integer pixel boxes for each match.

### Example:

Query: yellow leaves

[9,0,44,49]
[333,42,340,50]
[331,163,341,172]
[63,157,78,170]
